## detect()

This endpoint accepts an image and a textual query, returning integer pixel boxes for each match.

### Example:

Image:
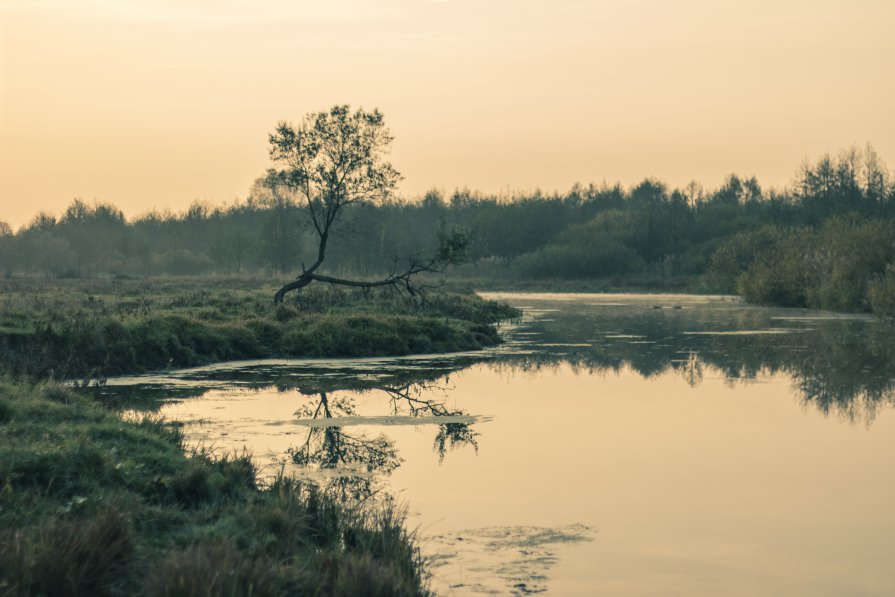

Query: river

[102,293,895,596]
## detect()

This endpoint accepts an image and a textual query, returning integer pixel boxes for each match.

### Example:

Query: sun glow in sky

[1,0,894,227]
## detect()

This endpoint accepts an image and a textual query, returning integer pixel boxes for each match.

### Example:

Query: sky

[1,0,894,228]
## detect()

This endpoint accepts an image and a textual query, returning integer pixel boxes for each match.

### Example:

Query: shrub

[869,265,895,318]
[515,241,644,279]
[167,463,213,508]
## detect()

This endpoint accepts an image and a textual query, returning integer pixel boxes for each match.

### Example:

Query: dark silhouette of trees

[57,200,126,277]
[0,221,12,276]
[0,143,892,312]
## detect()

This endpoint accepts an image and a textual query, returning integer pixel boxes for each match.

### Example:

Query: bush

[711,218,895,313]
[869,265,895,318]
[516,241,644,279]
[708,225,788,292]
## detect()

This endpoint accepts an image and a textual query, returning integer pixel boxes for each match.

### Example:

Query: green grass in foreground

[0,278,519,595]
[0,278,520,594]
[0,277,520,379]
[0,378,430,596]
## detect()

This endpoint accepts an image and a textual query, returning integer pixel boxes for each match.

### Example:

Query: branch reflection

[285,375,480,501]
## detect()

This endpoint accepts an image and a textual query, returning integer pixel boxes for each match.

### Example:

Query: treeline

[1,146,894,314]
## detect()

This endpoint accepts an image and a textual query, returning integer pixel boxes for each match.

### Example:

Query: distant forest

[2,146,894,315]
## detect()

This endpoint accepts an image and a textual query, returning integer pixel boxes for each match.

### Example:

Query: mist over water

[104,294,895,595]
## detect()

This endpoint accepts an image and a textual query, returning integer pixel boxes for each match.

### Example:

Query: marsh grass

[0,277,519,379]
[0,378,431,596]
[0,278,518,594]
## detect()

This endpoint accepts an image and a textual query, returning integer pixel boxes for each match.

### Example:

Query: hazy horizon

[2,0,894,228]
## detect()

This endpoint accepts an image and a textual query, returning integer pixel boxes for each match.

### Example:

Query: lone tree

[267,105,467,303]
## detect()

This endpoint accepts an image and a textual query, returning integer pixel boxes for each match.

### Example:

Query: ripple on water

[425,523,594,596]
[682,329,800,336]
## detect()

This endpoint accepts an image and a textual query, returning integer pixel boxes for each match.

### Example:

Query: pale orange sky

[1,0,893,228]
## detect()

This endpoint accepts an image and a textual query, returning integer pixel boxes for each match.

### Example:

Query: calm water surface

[104,294,895,596]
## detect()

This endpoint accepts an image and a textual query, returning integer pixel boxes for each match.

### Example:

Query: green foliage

[0,145,887,285]
[151,249,216,276]
[807,218,895,312]
[511,211,639,279]
[435,227,473,266]
[0,379,431,596]
[869,265,895,318]
[143,540,294,597]
[733,228,814,308]
[267,105,401,211]
[0,279,516,379]
[517,242,643,279]
[0,144,892,311]
[1,508,135,596]
[794,145,892,222]
[710,218,895,314]
[707,225,788,292]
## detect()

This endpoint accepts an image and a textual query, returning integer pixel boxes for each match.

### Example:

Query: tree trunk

[273,274,314,304]
[273,266,433,304]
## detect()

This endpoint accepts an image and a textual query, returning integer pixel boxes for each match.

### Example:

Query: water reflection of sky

[104,294,895,596]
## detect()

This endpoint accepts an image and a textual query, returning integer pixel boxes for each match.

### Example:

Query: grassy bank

[0,277,519,379]
[0,277,519,595]
[0,378,429,596]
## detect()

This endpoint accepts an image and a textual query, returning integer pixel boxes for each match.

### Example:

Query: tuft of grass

[0,379,432,596]
[1,508,134,597]
[142,540,293,597]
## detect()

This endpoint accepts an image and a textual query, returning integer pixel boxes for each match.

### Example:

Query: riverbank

[0,277,519,595]
[446,266,895,319]
[0,378,429,596]
[0,277,519,380]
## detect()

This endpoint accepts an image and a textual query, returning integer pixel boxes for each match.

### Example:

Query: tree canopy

[267,106,403,301]
[267,105,469,303]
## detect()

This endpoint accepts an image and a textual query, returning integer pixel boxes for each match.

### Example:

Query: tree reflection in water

[495,300,895,425]
[380,383,480,462]
[102,299,895,481]
[286,378,479,501]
